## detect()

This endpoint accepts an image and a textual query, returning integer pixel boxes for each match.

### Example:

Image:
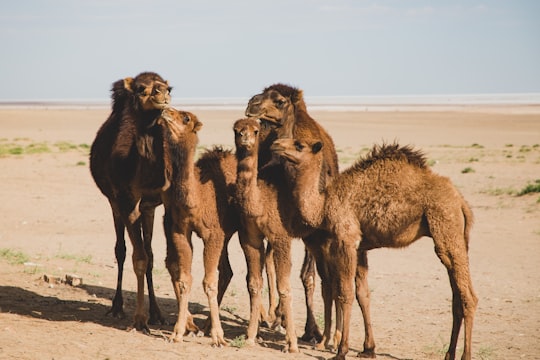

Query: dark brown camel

[244,83,339,342]
[160,109,239,346]
[90,72,175,331]
[271,136,478,360]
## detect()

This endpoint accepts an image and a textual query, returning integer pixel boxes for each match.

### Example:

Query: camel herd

[90,72,477,360]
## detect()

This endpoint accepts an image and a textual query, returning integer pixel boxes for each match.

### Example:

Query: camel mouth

[270,141,298,164]
[259,117,282,128]
[151,100,170,110]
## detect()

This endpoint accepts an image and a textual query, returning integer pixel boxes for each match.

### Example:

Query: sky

[1,0,539,100]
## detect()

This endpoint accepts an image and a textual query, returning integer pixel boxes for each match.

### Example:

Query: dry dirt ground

[0,106,539,359]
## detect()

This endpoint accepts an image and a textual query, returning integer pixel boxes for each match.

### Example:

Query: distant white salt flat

[1,93,539,111]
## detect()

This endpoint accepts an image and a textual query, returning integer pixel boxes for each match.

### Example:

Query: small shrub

[230,335,246,348]
[517,180,540,196]
[461,167,475,174]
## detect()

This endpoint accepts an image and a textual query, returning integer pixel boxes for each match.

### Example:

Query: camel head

[271,137,323,166]
[245,83,306,128]
[159,107,202,143]
[113,72,172,112]
[233,118,260,153]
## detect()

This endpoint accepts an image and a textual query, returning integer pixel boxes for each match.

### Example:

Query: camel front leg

[263,242,278,327]
[202,234,228,347]
[238,226,265,345]
[107,208,126,319]
[272,238,298,353]
[356,250,376,358]
[332,241,357,360]
[140,204,165,325]
[300,248,322,343]
[166,230,193,343]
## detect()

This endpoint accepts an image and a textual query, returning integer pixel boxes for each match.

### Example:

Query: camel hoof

[357,349,376,358]
[105,307,125,319]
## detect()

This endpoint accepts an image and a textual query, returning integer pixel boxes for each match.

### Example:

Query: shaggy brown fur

[162,110,239,347]
[89,72,174,331]
[244,84,339,341]
[271,137,478,360]
[233,117,329,352]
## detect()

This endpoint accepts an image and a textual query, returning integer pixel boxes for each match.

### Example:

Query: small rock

[65,274,83,286]
[43,274,62,284]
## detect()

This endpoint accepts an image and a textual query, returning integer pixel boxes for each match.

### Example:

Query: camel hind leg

[355,250,376,358]
[431,214,478,360]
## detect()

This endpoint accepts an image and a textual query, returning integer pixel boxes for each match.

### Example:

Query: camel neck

[236,148,262,217]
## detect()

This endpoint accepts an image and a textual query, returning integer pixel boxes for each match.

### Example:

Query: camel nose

[245,94,263,116]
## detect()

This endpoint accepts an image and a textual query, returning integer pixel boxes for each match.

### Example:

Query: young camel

[160,109,239,347]
[271,136,478,360]
[90,72,174,330]
[233,117,334,353]
[244,83,339,342]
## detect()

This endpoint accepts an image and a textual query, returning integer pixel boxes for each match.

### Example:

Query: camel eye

[254,129,259,136]
[167,87,172,94]
[276,99,285,107]
[294,141,304,151]
[137,85,147,94]
[183,114,191,124]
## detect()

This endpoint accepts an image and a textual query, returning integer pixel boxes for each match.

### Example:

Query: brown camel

[89,72,175,331]
[271,137,478,360]
[244,83,339,342]
[160,109,239,347]
[233,117,335,353]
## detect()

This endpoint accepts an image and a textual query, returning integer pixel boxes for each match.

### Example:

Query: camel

[271,136,478,360]
[160,109,239,347]
[89,72,175,331]
[233,117,336,353]
[244,83,339,342]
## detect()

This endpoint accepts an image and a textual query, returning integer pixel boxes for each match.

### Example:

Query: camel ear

[312,141,323,154]
[123,77,135,93]
[293,89,304,104]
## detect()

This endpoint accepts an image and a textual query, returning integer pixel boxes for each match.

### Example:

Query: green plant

[230,334,246,348]
[0,248,30,265]
[461,167,475,174]
[517,179,540,196]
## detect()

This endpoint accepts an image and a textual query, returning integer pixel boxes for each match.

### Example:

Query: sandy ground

[0,105,539,360]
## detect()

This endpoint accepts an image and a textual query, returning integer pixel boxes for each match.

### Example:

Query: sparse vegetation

[517,179,540,196]
[0,139,90,157]
[230,335,247,348]
[0,248,30,265]
[461,167,475,174]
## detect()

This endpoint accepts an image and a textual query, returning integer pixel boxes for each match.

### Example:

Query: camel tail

[462,200,474,251]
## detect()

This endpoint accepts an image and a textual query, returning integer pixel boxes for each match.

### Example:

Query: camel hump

[355,143,428,170]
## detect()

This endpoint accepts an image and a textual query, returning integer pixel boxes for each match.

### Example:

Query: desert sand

[0,105,539,359]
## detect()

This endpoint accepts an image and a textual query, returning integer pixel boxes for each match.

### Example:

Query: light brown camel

[233,117,335,353]
[90,72,175,330]
[271,137,478,360]
[160,109,239,347]
[244,83,339,342]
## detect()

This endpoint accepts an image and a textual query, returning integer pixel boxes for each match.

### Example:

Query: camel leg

[432,228,477,360]
[238,226,265,345]
[263,242,278,327]
[355,250,376,358]
[164,211,194,343]
[272,239,298,353]
[332,241,357,360]
[107,208,126,319]
[300,247,323,343]
[202,234,228,347]
[316,259,334,351]
[203,241,233,336]
[118,195,149,333]
[140,204,165,325]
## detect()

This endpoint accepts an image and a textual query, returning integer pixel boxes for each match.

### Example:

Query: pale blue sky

[1,0,539,100]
